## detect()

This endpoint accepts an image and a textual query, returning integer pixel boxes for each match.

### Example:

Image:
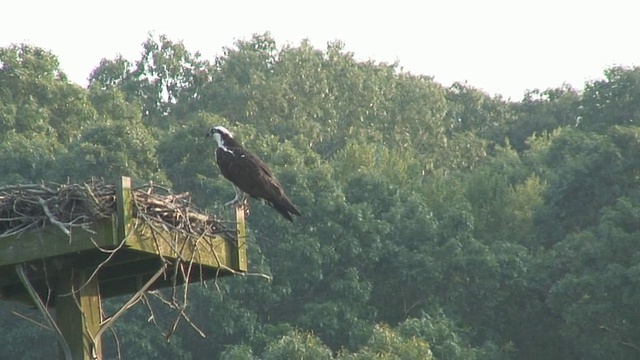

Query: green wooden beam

[233,206,248,272]
[56,269,102,360]
[116,176,132,243]
[124,226,231,268]
[0,221,116,267]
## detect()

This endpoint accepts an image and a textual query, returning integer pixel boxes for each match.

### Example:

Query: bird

[206,126,302,222]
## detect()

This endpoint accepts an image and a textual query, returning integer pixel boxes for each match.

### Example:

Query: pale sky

[1,0,639,101]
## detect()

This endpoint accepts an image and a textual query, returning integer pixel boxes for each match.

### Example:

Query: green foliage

[510,85,581,151]
[0,304,57,359]
[220,344,259,360]
[338,323,433,360]
[2,35,640,359]
[54,118,166,183]
[261,330,333,360]
[0,44,98,183]
[445,82,514,146]
[89,33,215,124]
[581,66,640,131]
[546,192,640,360]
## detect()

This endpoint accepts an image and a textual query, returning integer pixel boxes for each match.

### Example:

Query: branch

[11,310,52,331]
[15,264,73,360]
[59,232,131,297]
[600,325,640,353]
[37,197,71,238]
[0,184,55,193]
[94,264,168,343]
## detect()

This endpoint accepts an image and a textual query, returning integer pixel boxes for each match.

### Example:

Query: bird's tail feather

[271,198,301,222]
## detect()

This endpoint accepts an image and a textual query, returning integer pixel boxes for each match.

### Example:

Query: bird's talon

[242,201,251,217]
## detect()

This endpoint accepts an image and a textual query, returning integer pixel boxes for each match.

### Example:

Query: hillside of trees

[1,33,640,359]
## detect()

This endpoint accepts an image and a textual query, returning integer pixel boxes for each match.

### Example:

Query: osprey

[206,126,301,222]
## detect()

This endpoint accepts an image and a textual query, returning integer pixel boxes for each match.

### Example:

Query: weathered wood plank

[56,269,102,360]
[124,223,230,269]
[116,176,132,243]
[234,205,248,271]
[0,220,117,267]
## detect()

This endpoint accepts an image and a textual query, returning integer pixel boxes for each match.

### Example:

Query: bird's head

[206,126,233,147]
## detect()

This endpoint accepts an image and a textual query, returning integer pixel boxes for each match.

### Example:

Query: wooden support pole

[56,269,103,360]
[116,176,132,243]
[234,205,248,272]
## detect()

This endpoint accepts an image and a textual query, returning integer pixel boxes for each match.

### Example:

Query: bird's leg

[225,186,251,217]
[224,185,245,207]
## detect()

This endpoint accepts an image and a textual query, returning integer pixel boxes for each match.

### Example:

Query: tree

[546,194,640,359]
[0,45,102,184]
[580,66,640,132]
[509,84,580,152]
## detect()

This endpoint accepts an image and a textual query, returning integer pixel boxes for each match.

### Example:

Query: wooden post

[234,206,248,272]
[116,176,132,242]
[56,269,102,360]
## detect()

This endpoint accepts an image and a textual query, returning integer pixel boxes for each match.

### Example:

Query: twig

[141,294,158,326]
[37,197,71,238]
[0,222,37,238]
[600,325,640,353]
[165,236,203,341]
[94,265,167,344]
[59,231,132,297]
[15,264,73,360]
[0,184,55,193]
[145,290,206,340]
[40,258,54,307]
[108,326,122,360]
[11,310,52,331]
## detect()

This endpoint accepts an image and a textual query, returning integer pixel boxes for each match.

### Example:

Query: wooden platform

[0,177,248,359]
[0,176,247,305]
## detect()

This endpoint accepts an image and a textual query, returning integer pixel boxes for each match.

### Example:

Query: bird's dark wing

[216,147,301,221]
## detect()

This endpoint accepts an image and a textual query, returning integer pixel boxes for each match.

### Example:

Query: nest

[2,179,266,350]
[0,179,226,239]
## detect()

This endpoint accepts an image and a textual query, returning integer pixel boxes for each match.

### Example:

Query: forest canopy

[1,33,640,359]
